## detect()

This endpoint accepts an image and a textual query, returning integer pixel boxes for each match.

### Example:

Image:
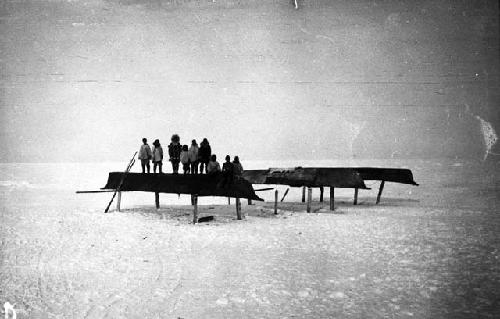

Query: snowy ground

[0,159,499,318]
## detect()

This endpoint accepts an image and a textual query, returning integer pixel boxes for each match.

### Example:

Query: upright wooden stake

[155,192,160,209]
[306,187,312,213]
[236,198,242,220]
[353,188,359,205]
[116,191,121,212]
[274,190,278,214]
[302,186,306,202]
[240,198,244,219]
[376,180,385,204]
[330,187,335,211]
[193,195,198,224]
[228,197,231,205]
[319,187,324,202]
[248,199,253,205]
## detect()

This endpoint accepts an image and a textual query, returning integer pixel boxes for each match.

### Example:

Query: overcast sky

[1,0,499,162]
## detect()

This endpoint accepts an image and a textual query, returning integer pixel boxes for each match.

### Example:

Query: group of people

[137,135,244,180]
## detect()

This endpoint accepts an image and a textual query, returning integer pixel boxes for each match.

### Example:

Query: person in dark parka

[220,155,235,188]
[198,138,212,174]
[168,134,182,174]
[233,155,243,176]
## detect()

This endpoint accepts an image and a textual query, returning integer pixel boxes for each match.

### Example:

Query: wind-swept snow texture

[0,160,499,318]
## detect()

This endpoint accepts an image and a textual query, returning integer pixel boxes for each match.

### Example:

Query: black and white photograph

[1,0,499,318]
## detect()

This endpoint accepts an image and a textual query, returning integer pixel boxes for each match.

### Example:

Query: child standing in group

[206,154,221,175]
[168,134,182,174]
[180,145,190,174]
[151,139,164,174]
[188,139,199,174]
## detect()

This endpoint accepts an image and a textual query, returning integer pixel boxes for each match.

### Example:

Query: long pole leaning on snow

[104,152,137,213]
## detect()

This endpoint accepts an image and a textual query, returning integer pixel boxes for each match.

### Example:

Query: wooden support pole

[280,188,290,202]
[240,198,245,219]
[116,191,121,212]
[274,190,278,214]
[248,199,253,205]
[302,186,306,202]
[155,192,160,209]
[236,198,242,220]
[228,197,231,205]
[319,186,324,202]
[353,188,358,205]
[330,187,335,211]
[376,180,385,204]
[192,195,198,224]
[306,187,312,213]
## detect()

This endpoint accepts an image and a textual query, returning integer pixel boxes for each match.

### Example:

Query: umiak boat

[242,166,418,209]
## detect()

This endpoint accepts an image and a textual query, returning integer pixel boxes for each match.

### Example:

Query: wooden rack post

[192,194,198,224]
[376,181,385,204]
[330,187,335,211]
[353,188,359,205]
[274,190,278,214]
[306,187,312,213]
[116,191,121,212]
[155,192,160,209]
[302,186,306,202]
[319,186,324,202]
[236,198,242,220]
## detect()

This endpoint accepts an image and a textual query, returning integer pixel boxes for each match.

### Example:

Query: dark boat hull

[354,167,418,185]
[242,167,418,187]
[242,167,369,188]
[103,172,264,201]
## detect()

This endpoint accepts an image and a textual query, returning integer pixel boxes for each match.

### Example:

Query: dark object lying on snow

[198,216,214,223]
[102,172,263,201]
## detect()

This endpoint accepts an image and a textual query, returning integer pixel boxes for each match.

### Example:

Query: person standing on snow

[206,154,221,175]
[138,138,152,174]
[232,155,244,177]
[188,139,199,174]
[198,138,212,174]
[168,134,182,174]
[151,139,164,174]
[180,144,190,174]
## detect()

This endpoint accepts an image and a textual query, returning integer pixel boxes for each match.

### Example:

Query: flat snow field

[0,159,499,318]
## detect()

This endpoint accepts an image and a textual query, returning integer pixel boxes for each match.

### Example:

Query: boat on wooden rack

[77,157,419,221]
[242,167,419,208]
